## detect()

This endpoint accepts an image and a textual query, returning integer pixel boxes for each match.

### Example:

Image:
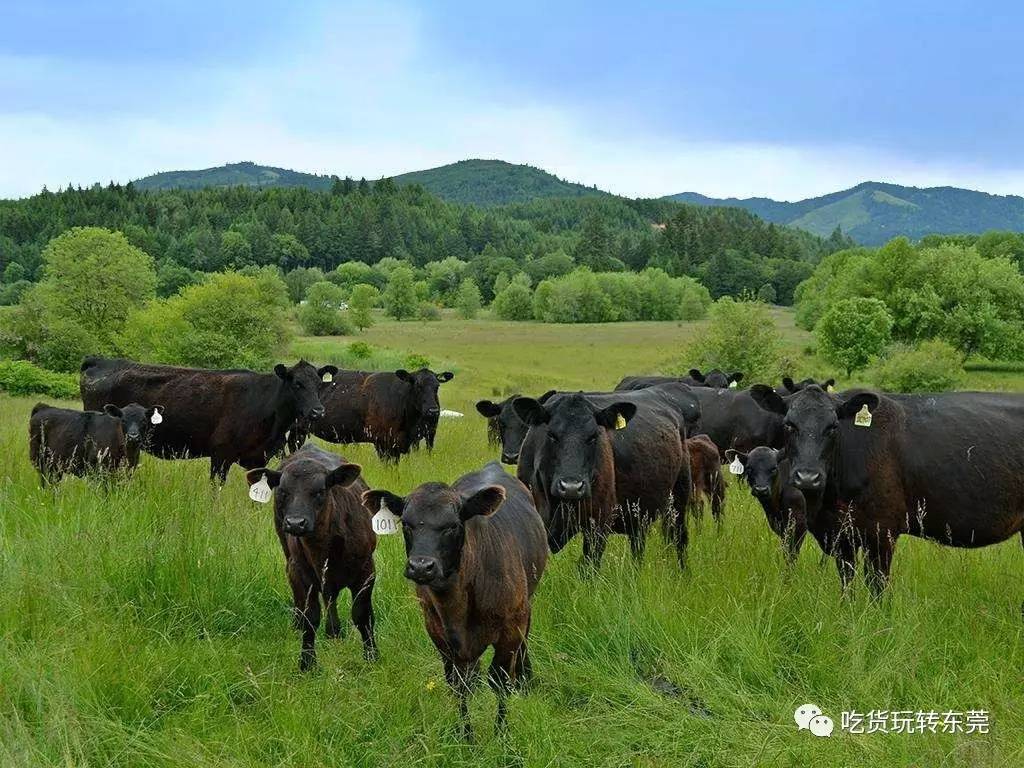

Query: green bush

[418,302,443,321]
[675,297,783,384]
[492,282,534,321]
[383,265,418,320]
[455,278,482,319]
[816,297,893,376]
[348,341,374,360]
[297,281,353,336]
[872,340,964,393]
[404,353,431,370]
[348,284,379,330]
[0,360,79,399]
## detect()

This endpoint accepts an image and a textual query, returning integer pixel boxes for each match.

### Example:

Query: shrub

[872,340,964,393]
[348,341,374,360]
[348,284,379,330]
[297,281,353,336]
[284,267,326,304]
[757,282,777,304]
[455,278,482,319]
[676,298,783,384]
[492,282,534,321]
[0,360,79,399]
[383,265,418,320]
[816,297,893,376]
[405,353,431,370]
[418,302,443,322]
[0,280,32,306]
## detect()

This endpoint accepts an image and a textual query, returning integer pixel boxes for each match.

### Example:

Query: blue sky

[2,0,1022,199]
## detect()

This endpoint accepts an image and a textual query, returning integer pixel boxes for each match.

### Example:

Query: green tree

[680,298,783,384]
[383,265,418,320]
[348,284,378,330]
[219,230,252,268]
[756,282,777,304]
[872,340,964,393]
[816,297,893,376]
[455,277,482,319]
[492,282,534,321]
[284,267,325,303]
[271,233,310,270]
[297,281,353,336]
[3,262,26,283]
[156,260,200,298]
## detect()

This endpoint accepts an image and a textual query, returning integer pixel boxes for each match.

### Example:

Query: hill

[667,182,1024,244]
[133,161,335,192]
[391,159,610,206]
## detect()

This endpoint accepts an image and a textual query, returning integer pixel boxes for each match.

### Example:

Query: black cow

[749,385,1024,595]
[777,376,836,396]
[725,447,807,563]
[686,368,743,389]
[80,357,335,482]
[29,402,161,483]
[514,389,692,570]
[302,368,453,461]
[364,463,547,739]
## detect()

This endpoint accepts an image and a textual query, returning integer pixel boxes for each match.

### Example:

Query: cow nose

[753,484,770,495]
[793,470,823,490]
[555,478,586,499]
[283,516,309,535]
[310,406,325,419]
[405,556,439,583]
[127,430,141,442]
[500,452,519,465]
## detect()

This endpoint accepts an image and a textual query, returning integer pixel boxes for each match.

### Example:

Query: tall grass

[2,315,1023,766]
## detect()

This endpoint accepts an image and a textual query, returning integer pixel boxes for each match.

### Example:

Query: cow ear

[688,369,705,382]
[513,397,549,426]
[246,468,281,489]
[318,365,339,381]
[837,392,879,420]
[395,369,412,382]
[362,489,405,516]
[537,389,558,404]
[459,485,506,521]
[475,400,501,418]
[436,371,453,383]
[782,377,795,392]
[103,404,123,418]
[327,463,361,488]
[274,364,289,380]
[595,402,637,430]
[749,384,788,415]
[725,449,748,466]
[729,372,744,383]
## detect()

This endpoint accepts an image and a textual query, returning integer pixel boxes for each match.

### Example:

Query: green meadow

[2,313,1023,767]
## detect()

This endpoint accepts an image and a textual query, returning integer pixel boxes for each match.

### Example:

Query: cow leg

[625,513,650,563]
[832,537,858,595]
[322,575,344,640]
[289,560,320,671]
[488,636,524,736]
[670,477,691,569]
[444,655,476,742]
[863,529,896,598]
[710,472,725,525]
[580,521,608,575]
[209,456,231,484]
[350,570,377,661]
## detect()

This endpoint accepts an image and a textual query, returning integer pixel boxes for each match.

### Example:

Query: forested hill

[668,182,1024,244]
[391,159,609,206]
[134,162,336,192]
[0,180,849,306]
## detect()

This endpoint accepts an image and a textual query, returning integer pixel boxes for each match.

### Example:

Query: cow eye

[547,432,559,444]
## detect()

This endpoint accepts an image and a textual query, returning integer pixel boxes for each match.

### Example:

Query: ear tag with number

[729,456,744,475]
[614,414,627,430]
[372,501,400,535]
[854,404,873,428]
[150,410,163,425]
[322,372,333,383]
[826,384,835,393]
[728,380,738,389]
[249,474,272,503]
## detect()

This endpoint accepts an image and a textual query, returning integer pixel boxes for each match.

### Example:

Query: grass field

[2,314,1023,767]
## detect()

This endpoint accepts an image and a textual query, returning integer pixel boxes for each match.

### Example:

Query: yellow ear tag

[854,404,872,428]
[826,384,835,393]
[614,414,627,430]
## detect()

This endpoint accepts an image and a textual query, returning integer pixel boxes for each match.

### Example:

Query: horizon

[3,1,1023,200]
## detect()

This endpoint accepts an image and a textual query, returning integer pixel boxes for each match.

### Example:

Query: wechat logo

[795,703,834,737]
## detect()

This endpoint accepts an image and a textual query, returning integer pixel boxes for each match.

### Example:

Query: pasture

[2,313,1023,767]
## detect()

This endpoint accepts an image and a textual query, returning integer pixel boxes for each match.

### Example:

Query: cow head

[103,402,162,446]
[275,360,337,421]
[750,385,878,492]
[246,459,362,537]
[363,482,505,589]
[396,368,453,420]
[475,389,556,465]
[690,368,743,389]
[726,447,781,500]
[780,376,836,395]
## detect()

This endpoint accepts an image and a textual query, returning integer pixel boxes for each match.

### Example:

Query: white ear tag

[249,474,272,503]
[614,414,627,430]
[372,500,400,535]
[322,372,333,383]
[728,380,738,389]
[854,404,873,428]
[150,410,163,425]
[826,384,835,394]
[729,456,744,475]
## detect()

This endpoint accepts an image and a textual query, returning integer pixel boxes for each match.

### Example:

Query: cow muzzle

[309,406,325,420]
[500,451,519,465]
[405,556,441,585]
[792,469,824,491]
[553,477,587,500]
[283,516,311,536]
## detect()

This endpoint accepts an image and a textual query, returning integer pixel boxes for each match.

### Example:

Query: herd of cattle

[21,356,1024,737]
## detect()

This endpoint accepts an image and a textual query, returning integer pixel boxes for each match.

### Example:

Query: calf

[306,368,453,461]
[81,357,336,482]
[777,376,835,396]
[750,385,1024,595]
[245,445,376,670]
[515,390,692,570]
[686,434,726,524]
[364,463,546,739]
[29,402,161,483]
[725,447,806,563]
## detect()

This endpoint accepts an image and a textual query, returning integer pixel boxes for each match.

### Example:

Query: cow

[476,394,521,456]
[302,368,454,461]
[617,378,784,459]
[80,357,336,482]
[364,462,546,740]
[29,402,162,483]
[245,445,376,671]
[725,447,806,564]
[685,368,744,389]
[749,384,1024,595]
[686,434,726,524]
[777,376,836,396]
[514,389,692,571]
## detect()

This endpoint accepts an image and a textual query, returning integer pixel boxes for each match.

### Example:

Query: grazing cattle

[685,368,744,389]
[303,368,454,461]
[514,389,692,570]
[725,447,806,563]
[686,434,726,523]
[245,445,376,671]
[475,394,523,459]
[364,463,546,739]
[80,357,336,482]
[777,376,836,396]
[29,402,161,483]
[749,385,1024,595]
